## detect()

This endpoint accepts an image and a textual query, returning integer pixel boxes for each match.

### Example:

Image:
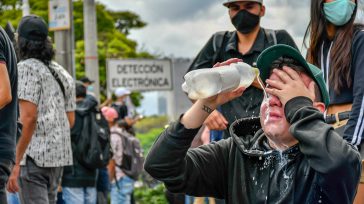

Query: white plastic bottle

[182,62,260,100]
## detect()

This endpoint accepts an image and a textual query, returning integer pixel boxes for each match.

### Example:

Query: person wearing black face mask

[186,0,299,143]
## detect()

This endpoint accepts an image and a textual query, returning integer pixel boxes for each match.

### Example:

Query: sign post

[49,0,75,77]
[49,0,71,31]
[107,59,173,92]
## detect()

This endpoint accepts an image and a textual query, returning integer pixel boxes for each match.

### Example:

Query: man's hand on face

[265,66,315,107]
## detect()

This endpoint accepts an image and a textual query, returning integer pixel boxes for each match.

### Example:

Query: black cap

[79,76,94,84]
[17,15,48,41]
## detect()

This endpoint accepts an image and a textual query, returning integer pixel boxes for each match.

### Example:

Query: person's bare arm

[181,87,245,129]
[7,100,38,193]
[107,159,116,181]
[99,98,113,108]
[182,58,246,129]
[0,63,12,109]
[67,111,75,128]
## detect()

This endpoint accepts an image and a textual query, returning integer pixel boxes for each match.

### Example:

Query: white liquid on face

[257,76,270,125]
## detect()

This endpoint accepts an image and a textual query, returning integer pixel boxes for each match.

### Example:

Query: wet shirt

[188,28,298,138]
[0,26,18,162]
[18,59,76,167]
[144,97,360,204]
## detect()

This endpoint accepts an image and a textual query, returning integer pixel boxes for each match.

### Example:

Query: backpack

[75,109,113,170]
[111,131,144,180]
[211,28,277,64]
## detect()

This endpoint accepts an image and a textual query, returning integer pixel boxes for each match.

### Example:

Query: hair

[75,81,87,98]
[16,36,55,66]
[270,57,322,103]
[304,0,359,94]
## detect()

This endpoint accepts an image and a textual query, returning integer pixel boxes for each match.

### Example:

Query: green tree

[0,0,154,107]
[110,11,147,36]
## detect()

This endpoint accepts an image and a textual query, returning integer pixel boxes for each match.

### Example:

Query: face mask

[231,10,260,34]
[87,85,94,92]
[324,0,356,26]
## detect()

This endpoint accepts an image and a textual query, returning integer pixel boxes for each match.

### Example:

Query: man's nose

[268,95,282,107]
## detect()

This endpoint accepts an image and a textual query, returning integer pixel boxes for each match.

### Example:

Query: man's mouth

[268,112,282,121]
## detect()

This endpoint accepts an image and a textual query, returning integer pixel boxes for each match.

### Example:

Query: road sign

[107,59,173,91]
[48,0,71,31]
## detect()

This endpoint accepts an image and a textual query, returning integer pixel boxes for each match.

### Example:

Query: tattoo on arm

[202,105,213,114]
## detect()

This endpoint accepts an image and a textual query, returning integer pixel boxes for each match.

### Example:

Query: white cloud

[97,0,362,58]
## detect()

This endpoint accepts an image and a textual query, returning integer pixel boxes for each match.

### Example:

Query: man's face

[83,82,91,87]
[228,1,264,18]
[260,68,314,148]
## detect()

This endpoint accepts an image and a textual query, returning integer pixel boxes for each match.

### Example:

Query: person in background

[7,15,76,204]
[80,76,95,96]
[102,107,135,204]
[0,23,18,204]
[304,0,364,203]
[61,82,98,204]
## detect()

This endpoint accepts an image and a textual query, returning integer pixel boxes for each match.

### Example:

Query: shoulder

[0,28,8,45]
[51,61,70,77]
[110,128,122,142]
[18,59,43,73]
[269,29,298,48]
[273,29,294,40]
[51,61,74,83]
[353,29,364,45]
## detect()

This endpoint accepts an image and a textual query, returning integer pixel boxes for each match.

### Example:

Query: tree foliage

[0,0,154,106]
[110,11,147,36]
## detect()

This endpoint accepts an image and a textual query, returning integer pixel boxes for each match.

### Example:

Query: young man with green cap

[187,0,298,140]
[145,45,361,204]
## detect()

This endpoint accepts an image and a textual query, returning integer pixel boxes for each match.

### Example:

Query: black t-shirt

[111,103,128,121]
[188,28,298,138]
[0,26,18,162]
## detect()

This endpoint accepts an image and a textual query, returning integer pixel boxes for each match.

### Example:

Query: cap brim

[256,45,308,83]
[256,44,329,107]
[223,0,262,7]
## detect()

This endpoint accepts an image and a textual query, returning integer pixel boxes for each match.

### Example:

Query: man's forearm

[0,63,12,109]
[67,111,75,128]
[15,117,37,165]
[181,100,217,129]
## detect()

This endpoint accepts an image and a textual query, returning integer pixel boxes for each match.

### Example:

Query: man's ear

[313,102,325,113]
[260,5,266,17]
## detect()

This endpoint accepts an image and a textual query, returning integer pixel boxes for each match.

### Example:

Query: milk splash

[256,76,270,125]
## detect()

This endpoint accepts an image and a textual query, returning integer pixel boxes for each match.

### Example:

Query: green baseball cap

[223,0,263,7]
[256,44,330,107]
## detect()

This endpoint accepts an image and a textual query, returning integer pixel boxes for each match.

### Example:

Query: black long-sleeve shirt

[145,97,361,204]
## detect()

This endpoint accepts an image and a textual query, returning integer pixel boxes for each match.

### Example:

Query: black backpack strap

[264,28,277,46]
[212,31,228,64]
[47,65,66,98]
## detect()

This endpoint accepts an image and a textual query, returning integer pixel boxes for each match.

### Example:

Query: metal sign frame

[106,58,173,92]
[48,0,71,31]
